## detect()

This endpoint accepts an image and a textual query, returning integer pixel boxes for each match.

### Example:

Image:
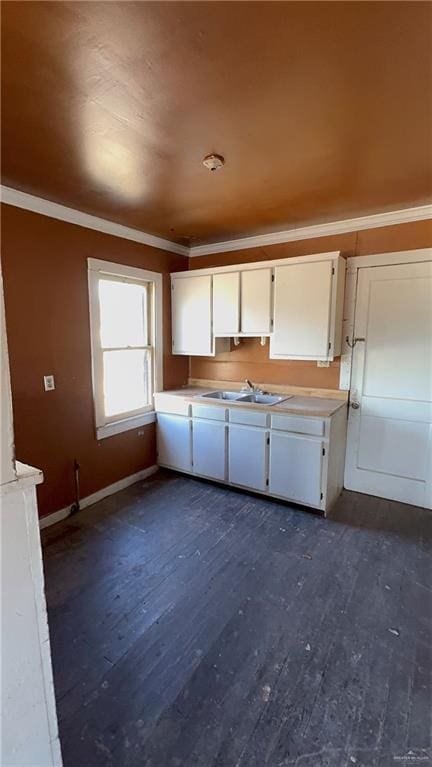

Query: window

[88,258,162,439]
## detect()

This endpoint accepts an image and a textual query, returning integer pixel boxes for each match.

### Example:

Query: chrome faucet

[241,379,262,394]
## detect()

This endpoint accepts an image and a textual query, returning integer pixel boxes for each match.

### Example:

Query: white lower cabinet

[269,432,323,507]
[228,424,268,492]
[157,414,192,472]
[192,419,226,481]
[156,399,347,514]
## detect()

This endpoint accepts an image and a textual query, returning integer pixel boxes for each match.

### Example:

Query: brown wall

[1,204,188,518]
[189,219,432,390]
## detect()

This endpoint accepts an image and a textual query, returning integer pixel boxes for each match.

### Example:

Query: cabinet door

[192,420,226,481]
[269,432,323,507]
[270,261,333,359]
[157,414,192,472]
[241,268,272,334]
[213,272,240,335]
[172,275,212,355]
[228,424,268,491]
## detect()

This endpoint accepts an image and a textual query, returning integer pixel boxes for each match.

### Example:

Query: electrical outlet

[43,375,55,391]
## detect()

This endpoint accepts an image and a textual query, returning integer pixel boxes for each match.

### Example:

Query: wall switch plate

[44,375,55,391]
[317,360,330,368]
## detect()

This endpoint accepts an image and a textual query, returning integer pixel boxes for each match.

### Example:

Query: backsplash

[189,337,340,390]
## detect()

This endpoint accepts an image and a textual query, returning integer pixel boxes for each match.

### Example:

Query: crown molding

[0,186,189,257]
[189,204,432,257]
[2,185,431,260]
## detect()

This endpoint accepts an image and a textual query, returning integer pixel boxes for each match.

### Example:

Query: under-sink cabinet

[228,424,268,492]
[156,397,347,514]
[192,418,227,481]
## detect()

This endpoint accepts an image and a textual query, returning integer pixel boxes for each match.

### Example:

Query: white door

[241,268,272,334]
[172,275,212,355]
[345,261,432,508]
[270,260,333,359]
[157,414,192,472]
[192,420,226,481]
[269,432,323,507]
[228,425,268,491]
[213,272,240,335]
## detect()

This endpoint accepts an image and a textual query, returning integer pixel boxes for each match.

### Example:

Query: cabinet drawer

[229,408,268,427]
[271,414,324,436]
[192,404,227,421]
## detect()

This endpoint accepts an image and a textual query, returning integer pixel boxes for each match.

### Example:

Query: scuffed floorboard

[41,470,432,767]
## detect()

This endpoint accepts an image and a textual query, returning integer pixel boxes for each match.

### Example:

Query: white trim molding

[88,257,163,439]
[39,464,159,529]
[339,247,432,391]
[96,410,155,440]
[189,205,432,257]
[2,185,431,258]
[1,185,189,257]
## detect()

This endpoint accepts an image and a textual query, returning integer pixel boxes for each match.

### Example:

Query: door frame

[339,248,432,392]
[341,247,432,504]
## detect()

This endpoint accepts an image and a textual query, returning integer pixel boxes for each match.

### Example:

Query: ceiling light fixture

[202,153,225,172]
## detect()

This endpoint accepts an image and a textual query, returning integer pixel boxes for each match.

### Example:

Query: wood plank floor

[41,470,432,767]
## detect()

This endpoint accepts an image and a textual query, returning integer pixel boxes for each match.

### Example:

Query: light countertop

[155,386,347,419]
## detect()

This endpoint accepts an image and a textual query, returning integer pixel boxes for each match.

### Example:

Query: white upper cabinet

[171,252,345,359]
[270,257,345,361]
[213,272,240,335]
[171,274,213,356]
[241,268,272,335]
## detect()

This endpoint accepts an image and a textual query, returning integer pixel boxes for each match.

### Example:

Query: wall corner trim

[39,464,159,529]
[189,204,432,257]
[0,186,189,257]
[2,185,431,260]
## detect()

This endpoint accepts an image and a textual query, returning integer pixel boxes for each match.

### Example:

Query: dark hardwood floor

[41,470,432,767]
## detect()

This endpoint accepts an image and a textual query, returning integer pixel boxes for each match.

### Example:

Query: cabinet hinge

[266,478,269,486]
[320,492,323,500]
[328,342,332,350]
[271,274,275,282]
[322,447,325,456]
[266,437,270,445]
[270,318,274,328]
[332,267,335,275]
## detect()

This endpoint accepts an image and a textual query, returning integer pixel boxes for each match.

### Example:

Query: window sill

[96,411,156,440]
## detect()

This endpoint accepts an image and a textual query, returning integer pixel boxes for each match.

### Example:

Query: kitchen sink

[200,390,246,401]
[199,391,291,406]
[237,393,290,405]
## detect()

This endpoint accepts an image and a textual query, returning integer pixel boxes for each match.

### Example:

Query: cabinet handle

[351,402,360,410]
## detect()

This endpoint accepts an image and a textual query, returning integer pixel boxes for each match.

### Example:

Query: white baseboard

[39,465,159,530]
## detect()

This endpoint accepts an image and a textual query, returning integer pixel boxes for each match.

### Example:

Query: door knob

[351,401,360,409]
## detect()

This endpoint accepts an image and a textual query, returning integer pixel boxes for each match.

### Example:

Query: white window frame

[88,258,163,440]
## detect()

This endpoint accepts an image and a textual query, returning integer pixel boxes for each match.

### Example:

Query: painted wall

[1,204,188,518]
[189,220,432,390]
[1,263,61,766]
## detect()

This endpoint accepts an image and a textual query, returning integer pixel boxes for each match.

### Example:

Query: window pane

[99,279,147,348]
[103,349,149,417]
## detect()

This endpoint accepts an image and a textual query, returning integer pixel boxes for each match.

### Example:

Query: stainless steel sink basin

[237,393,290,405]
[200,390,245,401]
[199,391,292,406]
